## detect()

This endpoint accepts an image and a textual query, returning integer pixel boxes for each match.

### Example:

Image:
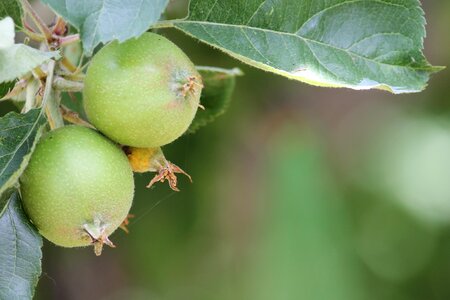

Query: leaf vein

[177,21,425,71]
[241,28,274,66]
[4,205,18,294]
[295,0,409,34]
[0,114,42,179]
[245,0,267,25]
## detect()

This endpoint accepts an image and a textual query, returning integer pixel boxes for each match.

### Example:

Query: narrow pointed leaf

[0,191,43,299]
[187,66,242,134]
[174,0,441,93]
[42,0,170,54]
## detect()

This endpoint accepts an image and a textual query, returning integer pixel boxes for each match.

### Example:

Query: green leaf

[0,0,22,26]
[0,109,47,202]
[0,191,43,299]
[0,16,15,48]
[0,17,59,84]
[187,66,242,134]
[173,0,442,94]
[42,0,170,54]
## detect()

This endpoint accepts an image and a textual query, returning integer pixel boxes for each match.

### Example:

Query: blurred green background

[9,1,450,299]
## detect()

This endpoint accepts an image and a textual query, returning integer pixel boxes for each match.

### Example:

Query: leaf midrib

[4,203,18,296]
[293,0,410,34]
[175,20,426,72]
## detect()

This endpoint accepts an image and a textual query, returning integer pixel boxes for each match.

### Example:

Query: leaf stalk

[19,0,53,42]
[150,20,175,29]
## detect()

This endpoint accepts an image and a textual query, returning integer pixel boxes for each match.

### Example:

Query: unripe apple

[20,126,134,255]
[83,33,202,148]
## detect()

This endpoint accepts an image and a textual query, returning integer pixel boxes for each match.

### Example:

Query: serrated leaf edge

[0,113,46,199]
[174,21,435,94]
[0,191,43,299]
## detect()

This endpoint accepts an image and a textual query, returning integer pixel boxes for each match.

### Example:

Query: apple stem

[53,76,84,92]
[150,20,175,29]
[60,105,95,129]
[57,34,80,47]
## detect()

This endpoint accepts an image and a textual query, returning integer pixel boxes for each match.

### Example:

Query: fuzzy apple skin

[20,126,134,248]
[83,32,202,148]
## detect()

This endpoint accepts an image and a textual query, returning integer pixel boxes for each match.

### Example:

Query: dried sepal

[125,146,192,191]
[119,214,134,234]
[179,75,203,98]
[146,161,192,191]
[83,218,116,256]
[179,75,205,110]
